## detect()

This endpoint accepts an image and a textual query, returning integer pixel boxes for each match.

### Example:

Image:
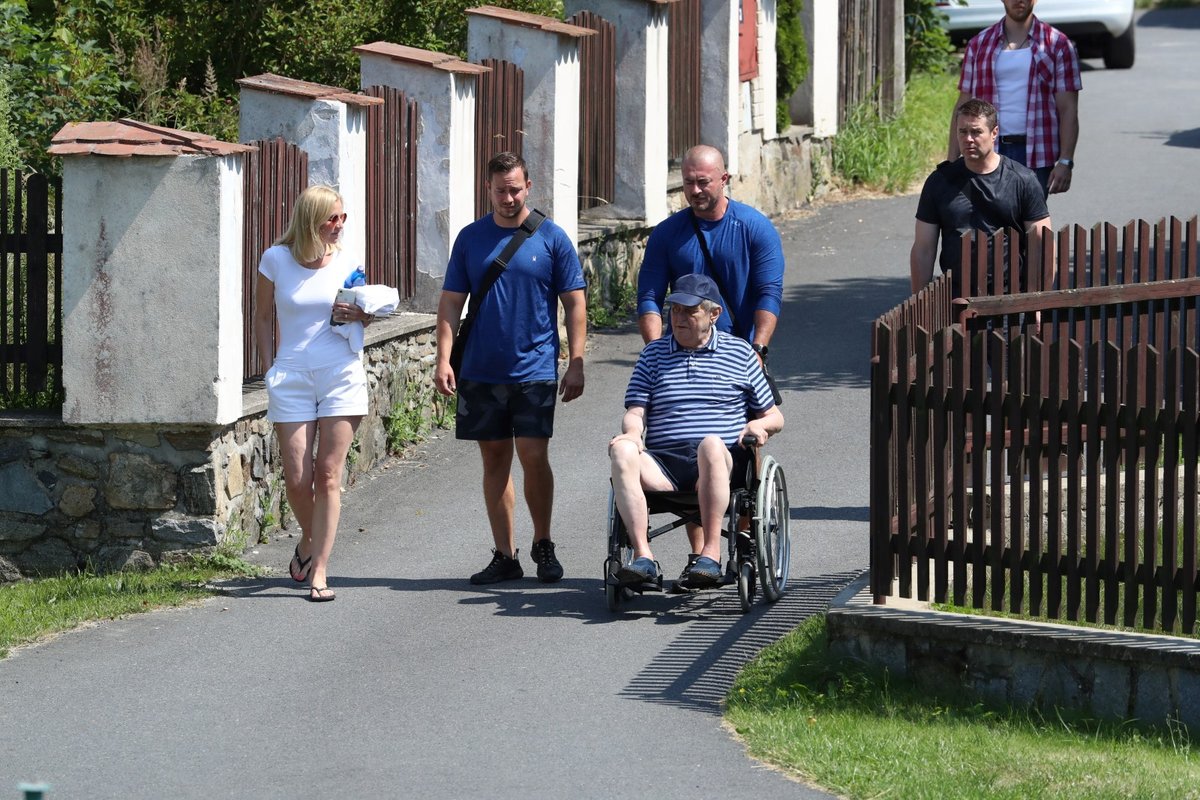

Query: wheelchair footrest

[605,574,663,594]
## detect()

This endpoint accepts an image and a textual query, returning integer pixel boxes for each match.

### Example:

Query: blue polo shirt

[624,330,775,449]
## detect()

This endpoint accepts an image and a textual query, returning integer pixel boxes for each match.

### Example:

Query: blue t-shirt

[637,199,785,342]
[624,330,775,449]
[444,213,585,383]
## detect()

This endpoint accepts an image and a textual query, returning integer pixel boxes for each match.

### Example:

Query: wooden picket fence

[0,170,62,404]
[871,216,1200,634]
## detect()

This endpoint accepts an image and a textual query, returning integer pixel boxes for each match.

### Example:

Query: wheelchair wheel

[754,456,790,602]
[605,487,634,612]
[736,561,756,613]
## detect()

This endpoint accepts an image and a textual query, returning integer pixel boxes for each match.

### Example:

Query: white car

[936,0,1136,69]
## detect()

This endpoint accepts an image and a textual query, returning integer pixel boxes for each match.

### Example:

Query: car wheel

[1104,25,1135,70]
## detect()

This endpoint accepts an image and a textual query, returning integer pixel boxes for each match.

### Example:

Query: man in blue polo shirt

[608,274,784,590]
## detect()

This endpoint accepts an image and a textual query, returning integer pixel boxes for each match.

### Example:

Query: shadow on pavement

[772,277,909,393]
[619,570,865,714]
[791,505,870,522]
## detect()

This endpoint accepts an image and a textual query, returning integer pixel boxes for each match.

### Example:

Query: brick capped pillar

[563,0,673,225]
[466,5,595,245]
[236,73,382,269]
[356,42,488,289]
[49,120,254,425]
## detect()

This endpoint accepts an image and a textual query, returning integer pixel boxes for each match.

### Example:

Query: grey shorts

[455,379,557,441]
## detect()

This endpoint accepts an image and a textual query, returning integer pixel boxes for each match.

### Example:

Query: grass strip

[0,555,260,660]
[727,615,1200,799]
[833,70,960,193]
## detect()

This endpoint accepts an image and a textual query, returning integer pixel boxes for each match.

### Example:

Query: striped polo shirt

[625,330,775,449]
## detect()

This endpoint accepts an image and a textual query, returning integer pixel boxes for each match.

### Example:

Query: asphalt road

[1,9,1197,798]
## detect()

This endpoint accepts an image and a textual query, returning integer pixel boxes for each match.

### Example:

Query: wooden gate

[474,58,525,219]
[242,139,308,380]
[0,170,62,405]
[569,10,616,212]
[365,85,419,297]
[668,0,702,162]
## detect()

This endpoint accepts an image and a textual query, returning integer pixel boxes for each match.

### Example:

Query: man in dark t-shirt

[911,98,1051,297]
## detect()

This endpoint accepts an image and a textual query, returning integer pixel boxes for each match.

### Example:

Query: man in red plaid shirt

[950,0,1082,198]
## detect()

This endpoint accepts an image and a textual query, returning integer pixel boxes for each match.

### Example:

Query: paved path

[2,10,1197,797]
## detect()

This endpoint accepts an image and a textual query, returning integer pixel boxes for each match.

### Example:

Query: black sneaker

[530,538,564,583]
[470,549,524,585]
[668,554,701,594]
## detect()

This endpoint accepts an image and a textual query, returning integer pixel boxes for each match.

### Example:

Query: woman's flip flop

[288,545,312,583]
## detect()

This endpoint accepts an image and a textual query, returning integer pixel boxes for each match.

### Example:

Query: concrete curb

[827,577,1200,728]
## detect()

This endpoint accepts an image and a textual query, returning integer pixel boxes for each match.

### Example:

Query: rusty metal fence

[241,139,308,380]
[871,216,1200,634]
[0,170,62,405]
[569,9,616,212]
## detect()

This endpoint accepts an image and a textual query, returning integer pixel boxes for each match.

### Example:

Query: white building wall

[811,1,838,137]
[754,0,778,140]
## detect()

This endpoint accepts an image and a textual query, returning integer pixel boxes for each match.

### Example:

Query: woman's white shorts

[265,359,369,423]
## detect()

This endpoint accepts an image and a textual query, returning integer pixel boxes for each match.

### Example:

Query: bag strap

[688,210,740,337]
[464,208,547,323]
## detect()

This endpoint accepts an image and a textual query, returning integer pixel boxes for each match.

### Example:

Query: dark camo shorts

[455,379,557,441]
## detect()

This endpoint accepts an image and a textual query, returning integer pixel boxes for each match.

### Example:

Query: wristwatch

[1056,158,1074,170]
[751,343,769,357]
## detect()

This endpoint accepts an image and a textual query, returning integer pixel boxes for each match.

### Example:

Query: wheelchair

[603,436,791,613]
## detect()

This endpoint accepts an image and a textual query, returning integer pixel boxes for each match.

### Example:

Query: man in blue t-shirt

[636,144,785,588]
[435,152,587,586]
[610,274,784,591]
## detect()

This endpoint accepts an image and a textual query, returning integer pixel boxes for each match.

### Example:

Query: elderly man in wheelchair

[606,274,788,612]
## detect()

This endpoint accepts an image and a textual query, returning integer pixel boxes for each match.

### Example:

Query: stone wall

[0,314,437,580]
[828,586,1200,730]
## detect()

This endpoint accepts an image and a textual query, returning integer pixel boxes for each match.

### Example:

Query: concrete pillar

[751,0,778,140]
[698,0,740,174]
[356,42,487,292]
[236,74,382,270]
[563,0,672,225]
[811,0,840,136]
[466,5,595,245]
[48,120,253,425]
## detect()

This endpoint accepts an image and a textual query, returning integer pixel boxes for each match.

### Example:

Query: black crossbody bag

[689,211,783,405]
[449,209,547,374]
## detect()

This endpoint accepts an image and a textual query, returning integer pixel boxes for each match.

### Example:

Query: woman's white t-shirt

[258,244,358,370]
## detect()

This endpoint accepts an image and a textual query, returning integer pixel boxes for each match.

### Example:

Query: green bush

[775,0,809,130]
[905,0,957,78]
[0,67,20,170]
[832,70,958,192]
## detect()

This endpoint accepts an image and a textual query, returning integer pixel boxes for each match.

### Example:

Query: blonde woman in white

[255,185,373,602]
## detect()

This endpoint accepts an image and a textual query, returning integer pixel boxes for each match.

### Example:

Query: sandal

[288,544,312,583]
[308,585,336,603]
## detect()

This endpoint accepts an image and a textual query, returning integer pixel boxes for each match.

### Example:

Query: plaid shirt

[958,16,1082,169]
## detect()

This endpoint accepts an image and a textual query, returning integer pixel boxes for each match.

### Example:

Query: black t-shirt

[915,156,1050,292]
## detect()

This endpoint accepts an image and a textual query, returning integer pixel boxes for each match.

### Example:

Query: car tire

[1103,25,1135,69]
